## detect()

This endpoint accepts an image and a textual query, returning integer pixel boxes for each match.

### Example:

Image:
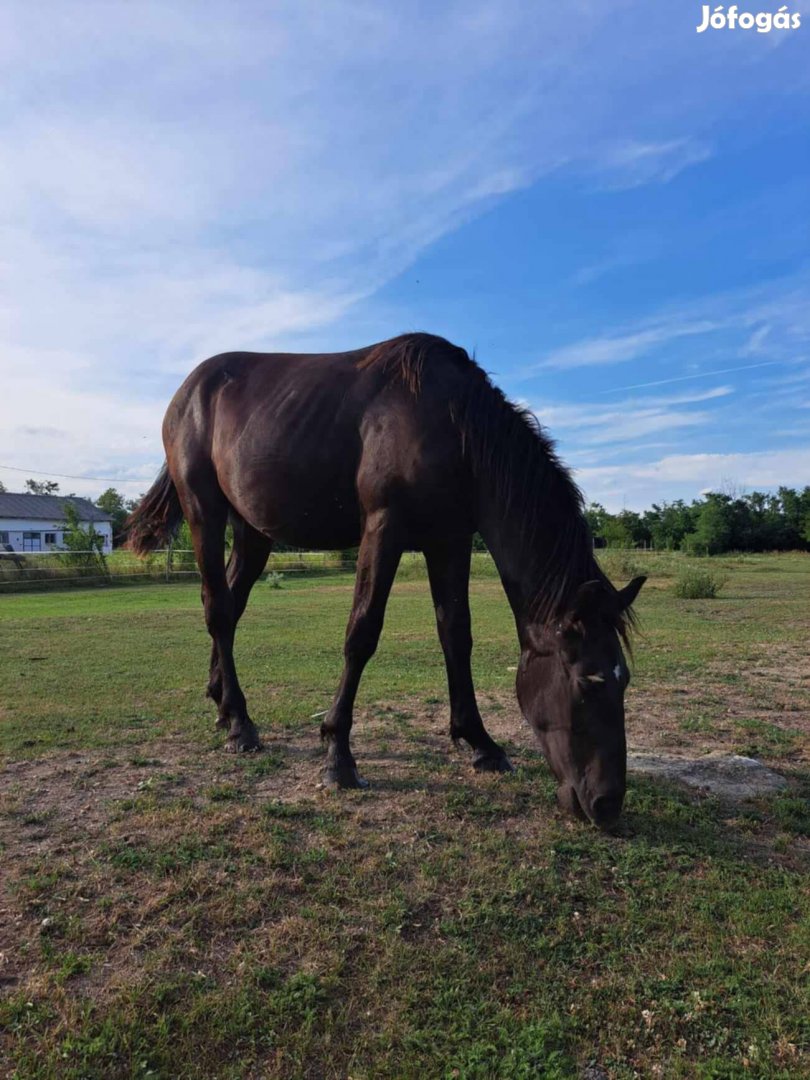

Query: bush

[672,568,728,599]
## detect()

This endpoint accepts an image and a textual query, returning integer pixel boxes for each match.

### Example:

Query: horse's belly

[267,495,363,550]
[223,459,363,550]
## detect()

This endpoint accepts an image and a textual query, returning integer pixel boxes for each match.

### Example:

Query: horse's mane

[358,333,633,639]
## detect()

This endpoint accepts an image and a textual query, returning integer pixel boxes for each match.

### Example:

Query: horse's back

[163,338,475,548]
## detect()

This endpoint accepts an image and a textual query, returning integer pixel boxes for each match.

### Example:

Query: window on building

[23,532,42,552]
[0,531,9,545]
[44,532,57,546]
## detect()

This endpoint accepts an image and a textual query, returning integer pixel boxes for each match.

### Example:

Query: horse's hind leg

[321,509,402,788]
[176,480,260,752]
[207,516,272,712]
[424,537,513,773]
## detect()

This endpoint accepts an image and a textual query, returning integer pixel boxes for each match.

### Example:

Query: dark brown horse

[127,333,644,828]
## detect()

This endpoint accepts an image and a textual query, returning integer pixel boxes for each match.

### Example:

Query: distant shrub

[672,568,728,599]
[266,571,285,589]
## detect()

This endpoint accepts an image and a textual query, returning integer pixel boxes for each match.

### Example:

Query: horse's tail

[125,463,184,555]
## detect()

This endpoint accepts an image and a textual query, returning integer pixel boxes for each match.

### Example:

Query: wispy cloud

[533,385,732,449]
[598,360,786,395]
[536,319,718,371]
[741,324,772,356]
[757,364,810,389]
[588,137,713,191]
[530,274,810,374]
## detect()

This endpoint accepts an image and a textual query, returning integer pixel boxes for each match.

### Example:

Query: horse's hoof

[323,764,370,790]
[224,727,262,753]
[472,751,514,774]
[224,739,262,754]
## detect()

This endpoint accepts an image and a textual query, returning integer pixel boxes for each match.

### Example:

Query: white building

[0,493,113,554]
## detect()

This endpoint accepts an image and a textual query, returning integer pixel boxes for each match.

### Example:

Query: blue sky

[1,0,808,509]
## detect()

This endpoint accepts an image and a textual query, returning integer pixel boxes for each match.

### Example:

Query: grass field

[1,552,808,1078]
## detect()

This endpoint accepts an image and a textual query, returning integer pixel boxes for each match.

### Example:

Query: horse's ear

[569,579,610,621]
[617,575,646,611]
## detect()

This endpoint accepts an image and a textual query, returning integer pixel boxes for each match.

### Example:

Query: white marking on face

[613,664,622,682]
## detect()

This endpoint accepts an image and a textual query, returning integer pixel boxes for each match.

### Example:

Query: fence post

[166,540,172,583]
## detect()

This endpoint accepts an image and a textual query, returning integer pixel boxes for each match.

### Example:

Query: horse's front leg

[425,537,513,773]
[321,510,402,788]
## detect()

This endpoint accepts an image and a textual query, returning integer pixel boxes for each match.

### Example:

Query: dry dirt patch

[2,665,804,872]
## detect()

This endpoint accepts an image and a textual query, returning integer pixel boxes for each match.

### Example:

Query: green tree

[616,509,649,547]
[584,502,611,536]
[96,487,129,545]
[601,516,633,548]
[687,493,735,555]
[642,501,696,550]
[58,501,108,575]
[26,478,60,495]
[585,504,650,548]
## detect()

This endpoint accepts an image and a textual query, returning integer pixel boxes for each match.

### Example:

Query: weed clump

[672,567,728,599]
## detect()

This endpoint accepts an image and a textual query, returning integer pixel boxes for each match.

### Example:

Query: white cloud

[537,320,720,371]
[530,275,810,373]
[575,447,810,510]
[535,383,732,427]
[532,385,732,450]
[589,137,712,190]
[741,324,771,356]
[0,1,806,496]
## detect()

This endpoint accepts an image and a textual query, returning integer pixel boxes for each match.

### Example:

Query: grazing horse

[127,333,644,828]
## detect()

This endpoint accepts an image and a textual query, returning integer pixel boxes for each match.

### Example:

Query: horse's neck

[476,480,593,644]
[477,500,544,639]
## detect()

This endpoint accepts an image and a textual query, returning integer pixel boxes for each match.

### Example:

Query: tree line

[584,488,810,554]
[6,478,810,554]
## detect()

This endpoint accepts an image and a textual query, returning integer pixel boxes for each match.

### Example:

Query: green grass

[1,552,808,1078]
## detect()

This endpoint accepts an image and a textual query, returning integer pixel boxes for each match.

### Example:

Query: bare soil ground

[3,657,808,1001]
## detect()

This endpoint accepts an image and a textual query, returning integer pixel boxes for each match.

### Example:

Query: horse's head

[516,575,645,829]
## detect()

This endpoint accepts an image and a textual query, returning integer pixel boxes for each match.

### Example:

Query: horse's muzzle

[557,784,623,830]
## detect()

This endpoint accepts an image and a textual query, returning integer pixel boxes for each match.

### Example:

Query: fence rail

[0,548,362,593]
[0,544,730,595]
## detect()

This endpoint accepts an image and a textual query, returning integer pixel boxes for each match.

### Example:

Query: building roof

[0,493,112,523]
